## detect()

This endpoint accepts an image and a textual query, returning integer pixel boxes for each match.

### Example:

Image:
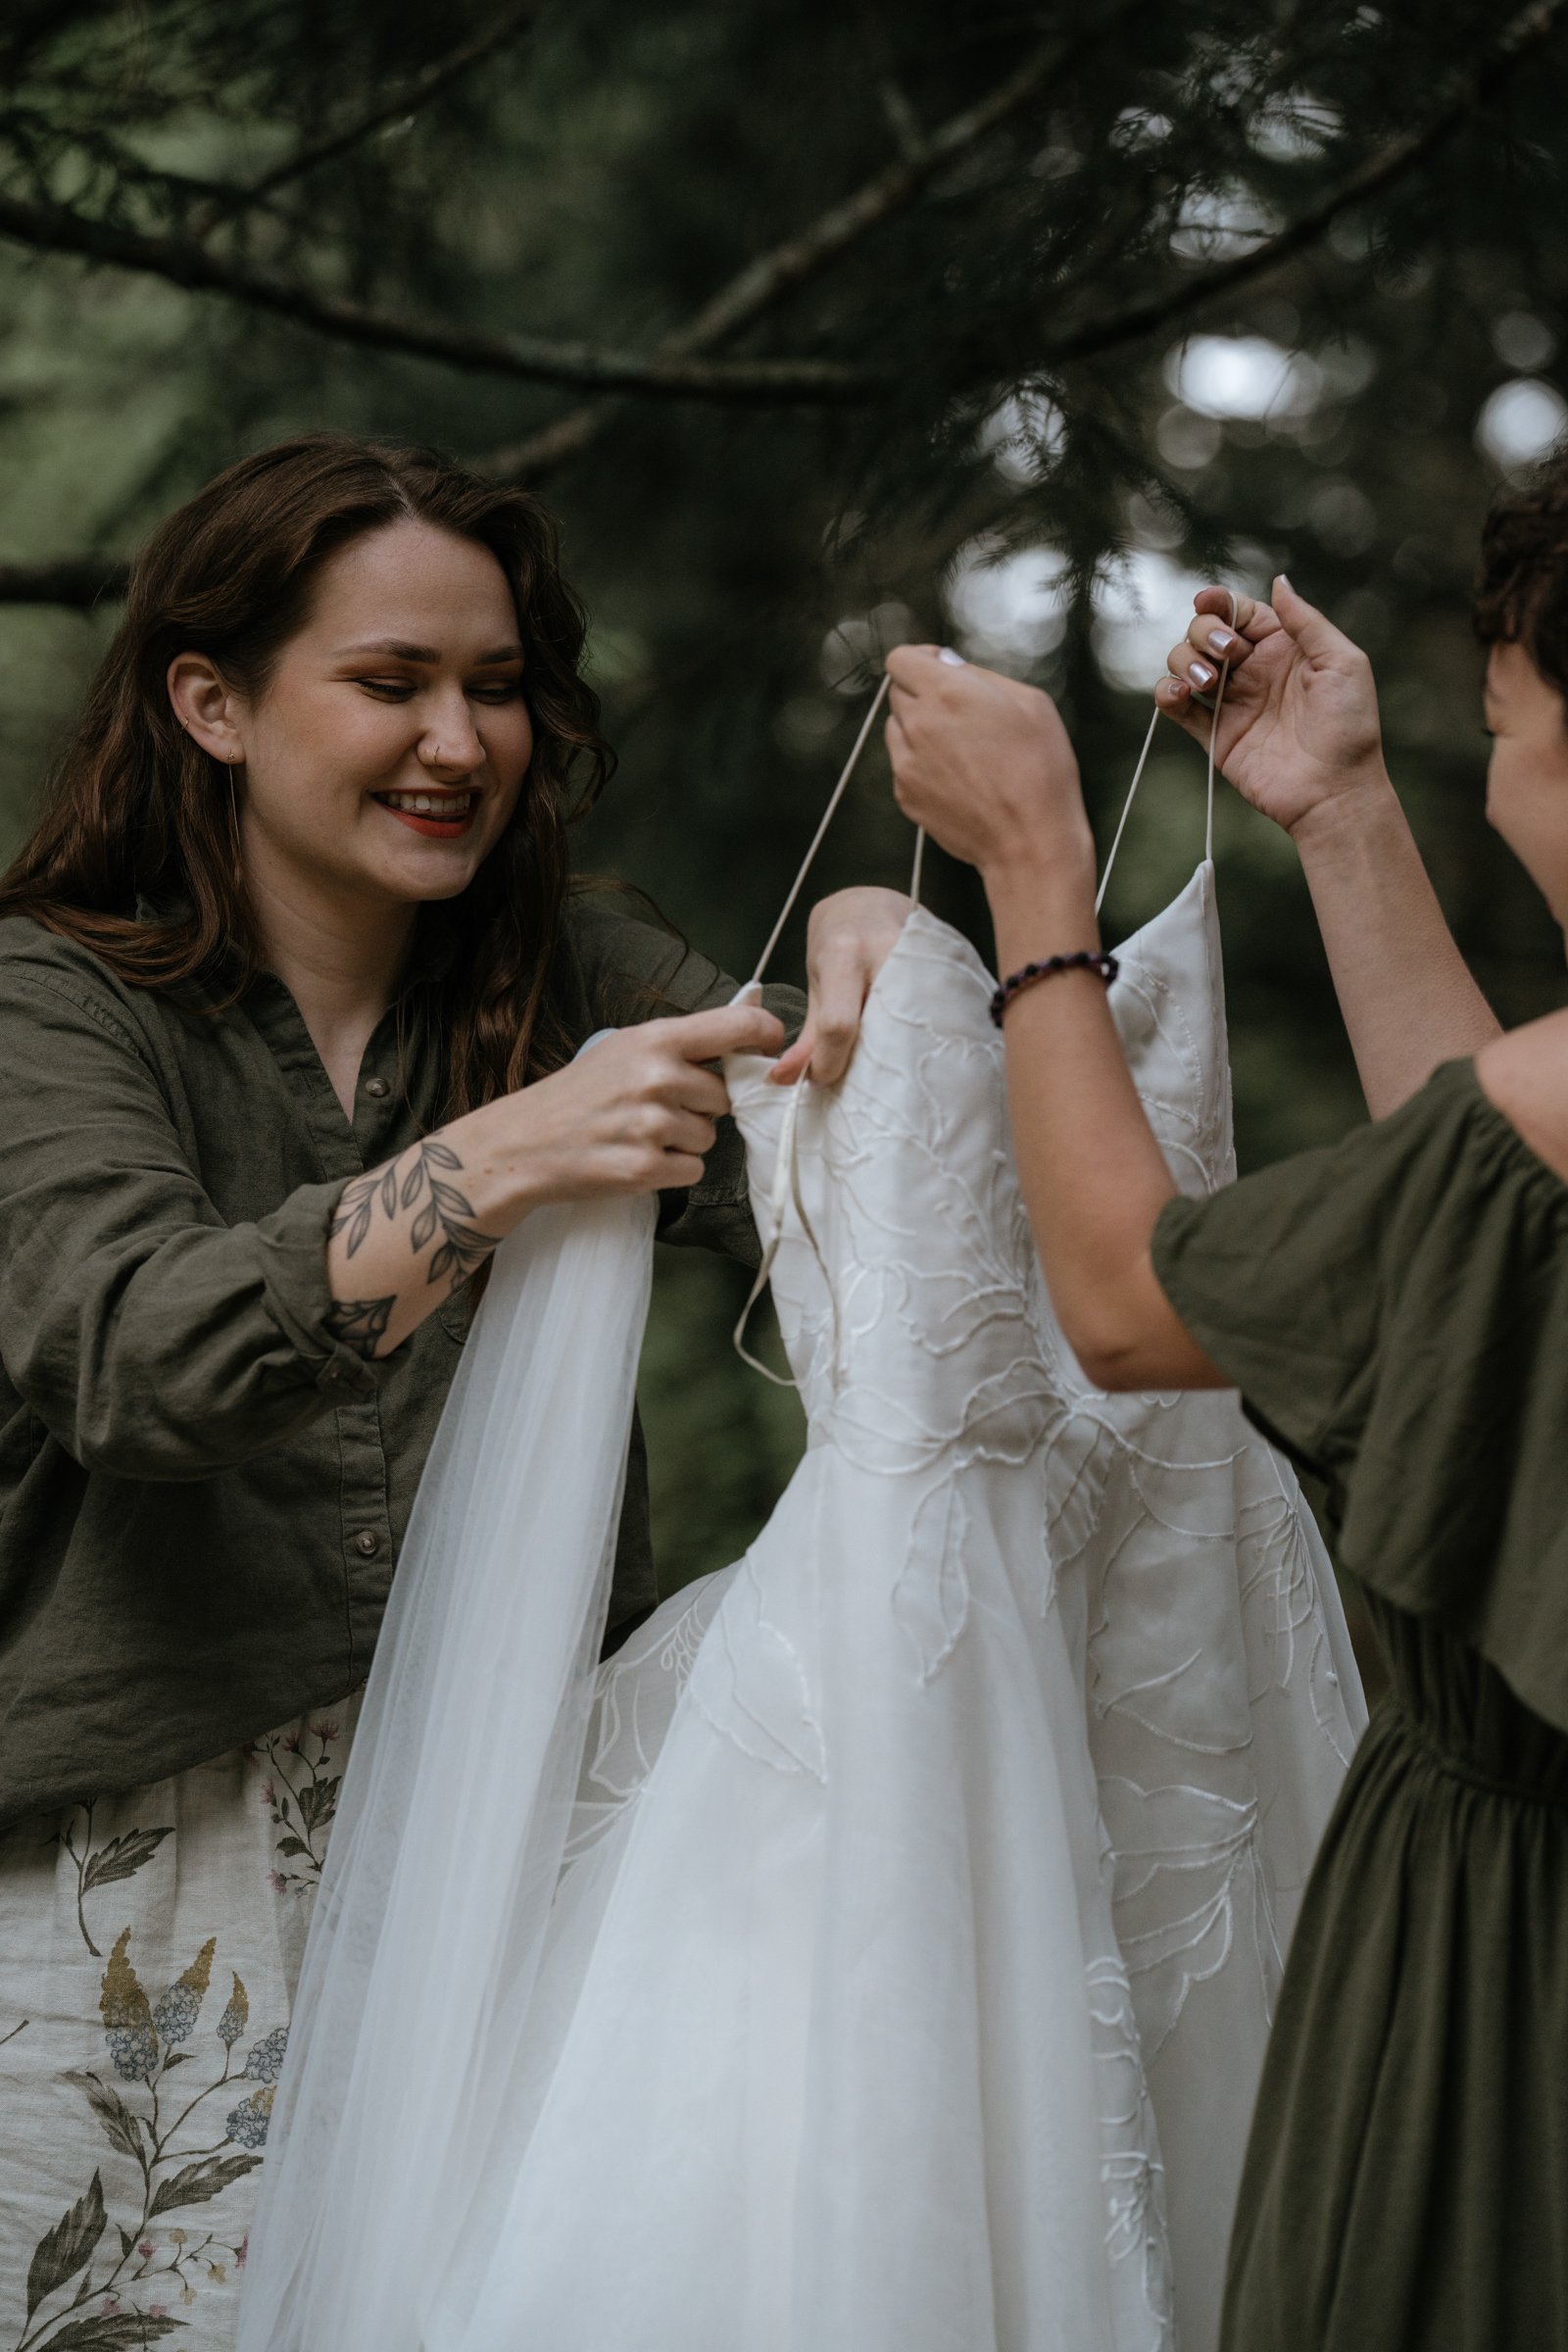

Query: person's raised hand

[510,1002,784,1204]
[883,646,1094,885]
[768,885,912,1088]
[1155,577,1387,836]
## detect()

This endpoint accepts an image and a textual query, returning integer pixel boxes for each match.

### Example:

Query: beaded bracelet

[988,950,1118,1028]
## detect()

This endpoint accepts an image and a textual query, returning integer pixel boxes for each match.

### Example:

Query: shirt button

[353,1529,381,1557]
[364,1076,390,1099]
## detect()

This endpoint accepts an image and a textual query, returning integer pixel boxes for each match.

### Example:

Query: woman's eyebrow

[333,638,524,663]
[335,638,439,662]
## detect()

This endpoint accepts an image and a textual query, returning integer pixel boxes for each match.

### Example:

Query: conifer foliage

[1,0,1564,603]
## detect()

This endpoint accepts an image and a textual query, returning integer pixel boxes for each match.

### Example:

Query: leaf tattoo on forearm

[323,1294,396,1359]
[329,1138,500,1288]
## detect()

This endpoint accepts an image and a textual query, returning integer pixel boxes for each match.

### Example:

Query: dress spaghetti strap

[1095,587,1238,915]
[731,670,912,1385]
[741,672,920,998]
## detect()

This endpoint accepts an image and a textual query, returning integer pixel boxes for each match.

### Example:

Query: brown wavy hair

[1474,447,1568,710]
[0,432,612,1114]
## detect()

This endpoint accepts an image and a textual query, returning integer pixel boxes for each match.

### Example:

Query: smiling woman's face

[1484,638,1568,939]
[174,516,534,915]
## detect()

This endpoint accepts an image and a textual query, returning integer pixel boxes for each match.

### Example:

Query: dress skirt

[1221,1598,1568,2350]
[0,1698,359,2350]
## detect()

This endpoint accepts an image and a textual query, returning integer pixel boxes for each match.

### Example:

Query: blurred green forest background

[3,0,1567,1607]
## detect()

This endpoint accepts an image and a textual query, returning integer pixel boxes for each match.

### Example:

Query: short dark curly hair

[1474,447,1568,710]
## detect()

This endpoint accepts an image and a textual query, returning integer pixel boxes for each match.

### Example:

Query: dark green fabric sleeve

[565,893,807,1265]
[1152,1057,1568,1735]
[0,963,376,1481]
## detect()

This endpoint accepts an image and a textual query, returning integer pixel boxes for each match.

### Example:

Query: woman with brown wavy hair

[0,432,906,2344]
[882,465,1568,2351]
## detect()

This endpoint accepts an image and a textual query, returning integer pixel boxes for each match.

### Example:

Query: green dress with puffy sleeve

[1152,1056,1568,2352]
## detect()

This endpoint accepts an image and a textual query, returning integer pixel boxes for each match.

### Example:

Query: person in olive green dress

[883,464,1568,2351]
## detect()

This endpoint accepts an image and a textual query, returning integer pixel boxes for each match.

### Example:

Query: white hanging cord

[730,669,898,1389]
[747,672,892,989]
[1204,591,1238,865]
[1094,706,1160,919]
[730,1076,841,1391]
[1094,588,1238,917]
[909,826,926,907]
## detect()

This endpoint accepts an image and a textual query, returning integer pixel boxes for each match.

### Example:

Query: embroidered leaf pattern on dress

[29,2317,186,2347]
[80,1833,173,1899]
[148,2157,262,2225]
[254,1718,345,1889]
[0,1688,367,2347]
[22,1948,270,2347]
[57,1807,173,1957]
[25,2175,107,2321]
[892,1476,970,1685]
[63,2075,143,2165]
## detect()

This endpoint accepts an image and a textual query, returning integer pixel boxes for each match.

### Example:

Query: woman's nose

[418,696,484,775]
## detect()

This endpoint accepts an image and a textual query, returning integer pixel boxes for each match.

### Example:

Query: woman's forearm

[322,999,784,1361]
[324,1094,539,1359]
[986,855,1227,1392]
[1291,775,1501,1119]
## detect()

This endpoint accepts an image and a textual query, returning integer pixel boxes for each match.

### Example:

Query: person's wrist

[1285,763,1398,854]
[982,838,1101,975]
[980,831,1097,921]
[461,1088,554,1224]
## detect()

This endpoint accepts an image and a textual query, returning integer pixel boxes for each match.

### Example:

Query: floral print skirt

[0,1698,359,2351]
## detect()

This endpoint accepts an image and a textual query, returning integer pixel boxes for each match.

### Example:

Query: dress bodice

[727,860,1233,1465]
[728,908,1048,1475]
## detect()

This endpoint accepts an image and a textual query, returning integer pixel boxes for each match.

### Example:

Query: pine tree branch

[0,188,877,403]
[478,8,1142,483]
[1041,0,1568,369]
[190,2,547,234]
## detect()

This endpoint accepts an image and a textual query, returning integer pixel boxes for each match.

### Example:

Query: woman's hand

[1156,576,1388,837]
[325,1001,785,1358]
[882,646,1095,887]
[510,1004,785,1200]
[770,886,913,1087]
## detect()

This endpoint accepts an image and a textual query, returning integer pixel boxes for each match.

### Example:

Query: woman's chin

[361,836,491,906]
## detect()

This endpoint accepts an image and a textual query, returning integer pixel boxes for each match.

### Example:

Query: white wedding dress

[241,749,1364,2352]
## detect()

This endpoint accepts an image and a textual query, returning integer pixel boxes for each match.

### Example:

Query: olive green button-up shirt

[0,894,802,1825]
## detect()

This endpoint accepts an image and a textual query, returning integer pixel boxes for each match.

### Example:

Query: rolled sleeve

[249,1176,382,1399]
[0,964,376,1479]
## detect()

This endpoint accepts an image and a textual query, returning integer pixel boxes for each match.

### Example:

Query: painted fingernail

[1206,628,1235,655]
[1190,661,1216,688]
[937,646,967,666]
